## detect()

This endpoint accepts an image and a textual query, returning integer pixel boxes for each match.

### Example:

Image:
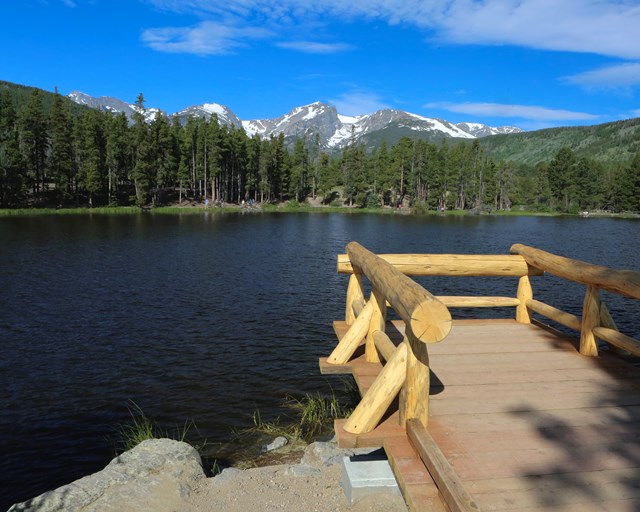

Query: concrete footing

[340,450,401,504]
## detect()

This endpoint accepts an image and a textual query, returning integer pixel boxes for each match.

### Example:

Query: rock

[210,467,243,485]
[285,464,322,477]
[260,436,288,453]
[9,439,205,512]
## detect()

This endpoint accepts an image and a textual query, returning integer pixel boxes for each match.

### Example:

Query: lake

[1,212,639,508]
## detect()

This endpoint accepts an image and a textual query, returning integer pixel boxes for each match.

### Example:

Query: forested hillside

[1,82,639,213]
[479,118,640,166]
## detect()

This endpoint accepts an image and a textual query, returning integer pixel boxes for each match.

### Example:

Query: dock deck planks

[320,319,640,512]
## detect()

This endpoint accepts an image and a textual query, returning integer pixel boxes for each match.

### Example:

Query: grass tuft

[242,381,358,443]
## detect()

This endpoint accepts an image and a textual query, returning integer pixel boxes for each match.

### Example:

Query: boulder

[9,439,205,512]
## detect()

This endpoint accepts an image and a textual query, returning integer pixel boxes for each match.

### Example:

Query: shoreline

[1,203,639,219]
[8,438,409,512]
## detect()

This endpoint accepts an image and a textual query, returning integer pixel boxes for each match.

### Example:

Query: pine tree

[0,90,25,207]
[105,113,130,205]
[19,89,48,204]
[130,93,153,206]
[49,88,75,204]
[77,109,106,207]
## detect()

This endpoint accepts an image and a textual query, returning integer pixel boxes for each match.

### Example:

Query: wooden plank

[469,468,640,510]
[429,378,640,400]
[427,406,640,434]
[442,441,640,480]
[384,437,447,512]
[428,366,639,387]
[407,418,481,512]
[430,423,640,454]
[334,415,405,449]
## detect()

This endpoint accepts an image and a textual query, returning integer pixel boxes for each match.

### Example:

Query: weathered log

[372,330,397,362]
[365,287,386,363]
[327,301,373,364]
[351,298,365,319]
[344,342,408,434]
[511,243,640,300]
[338,253,542,277]
[399,334,430,427]
[346,242,452,345]
[526,299,582,331]
[345,273,364,324]
[593,327,640,356]
[580,285,600,356]
[516,275,533,324]
[437,296,520,308]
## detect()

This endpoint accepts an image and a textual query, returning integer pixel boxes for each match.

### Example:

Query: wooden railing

[510,244,640,357]
[328,242,640,435]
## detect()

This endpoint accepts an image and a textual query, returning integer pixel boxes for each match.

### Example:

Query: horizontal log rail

[510,244,640,357]
[511,243,640,300]
[338,253,543,277]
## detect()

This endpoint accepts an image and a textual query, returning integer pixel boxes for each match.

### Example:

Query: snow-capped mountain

[174,103,242,127]
[456,122,522,137]
[243,102,342,142]
[243,103,476,149]
[68,91,163,123]
[67,92,523,150]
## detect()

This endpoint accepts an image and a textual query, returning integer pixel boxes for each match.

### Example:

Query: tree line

[1,88,639,213]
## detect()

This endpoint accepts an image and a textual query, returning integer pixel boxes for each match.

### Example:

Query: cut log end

[410,300,452,344]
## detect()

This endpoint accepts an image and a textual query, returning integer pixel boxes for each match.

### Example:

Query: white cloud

[144,0,640,60]
[425,101,599,122]
[564,63,640,88]
[62,0,77,6]
[632,109,640,118]
[330,91,389,116]
[141,20,272,55]
[276,41,353,54]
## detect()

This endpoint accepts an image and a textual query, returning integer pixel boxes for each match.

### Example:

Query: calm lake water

[1,212,639,508]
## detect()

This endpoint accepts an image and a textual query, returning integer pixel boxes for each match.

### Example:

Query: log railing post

[580,285,601,356]
[365,287,386,363]
[399,332,431,427]
[516,275,533,324]
[345,273,364,325]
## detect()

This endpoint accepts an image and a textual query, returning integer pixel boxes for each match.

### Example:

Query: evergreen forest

[1,86,639,213]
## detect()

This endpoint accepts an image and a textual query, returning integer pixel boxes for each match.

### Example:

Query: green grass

[0,206,141,217]
[115,401,199,453]
[242,383,358,443]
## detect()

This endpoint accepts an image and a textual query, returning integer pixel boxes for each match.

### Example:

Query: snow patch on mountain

[456,122,523,137]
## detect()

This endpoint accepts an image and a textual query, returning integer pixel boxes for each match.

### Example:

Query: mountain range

[67,91,521,150]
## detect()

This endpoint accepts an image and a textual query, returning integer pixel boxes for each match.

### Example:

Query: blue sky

[3,0,640,130]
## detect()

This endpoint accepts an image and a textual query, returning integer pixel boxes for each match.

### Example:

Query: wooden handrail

[347,241,452,344]
[511,243,640,300]
[338,253,542,276]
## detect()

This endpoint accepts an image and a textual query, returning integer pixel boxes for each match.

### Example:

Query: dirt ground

[187,441,408,512]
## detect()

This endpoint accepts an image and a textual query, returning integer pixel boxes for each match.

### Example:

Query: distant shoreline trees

[1,89,639,213]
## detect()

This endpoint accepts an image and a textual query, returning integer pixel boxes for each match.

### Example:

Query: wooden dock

[321,318,640,511]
